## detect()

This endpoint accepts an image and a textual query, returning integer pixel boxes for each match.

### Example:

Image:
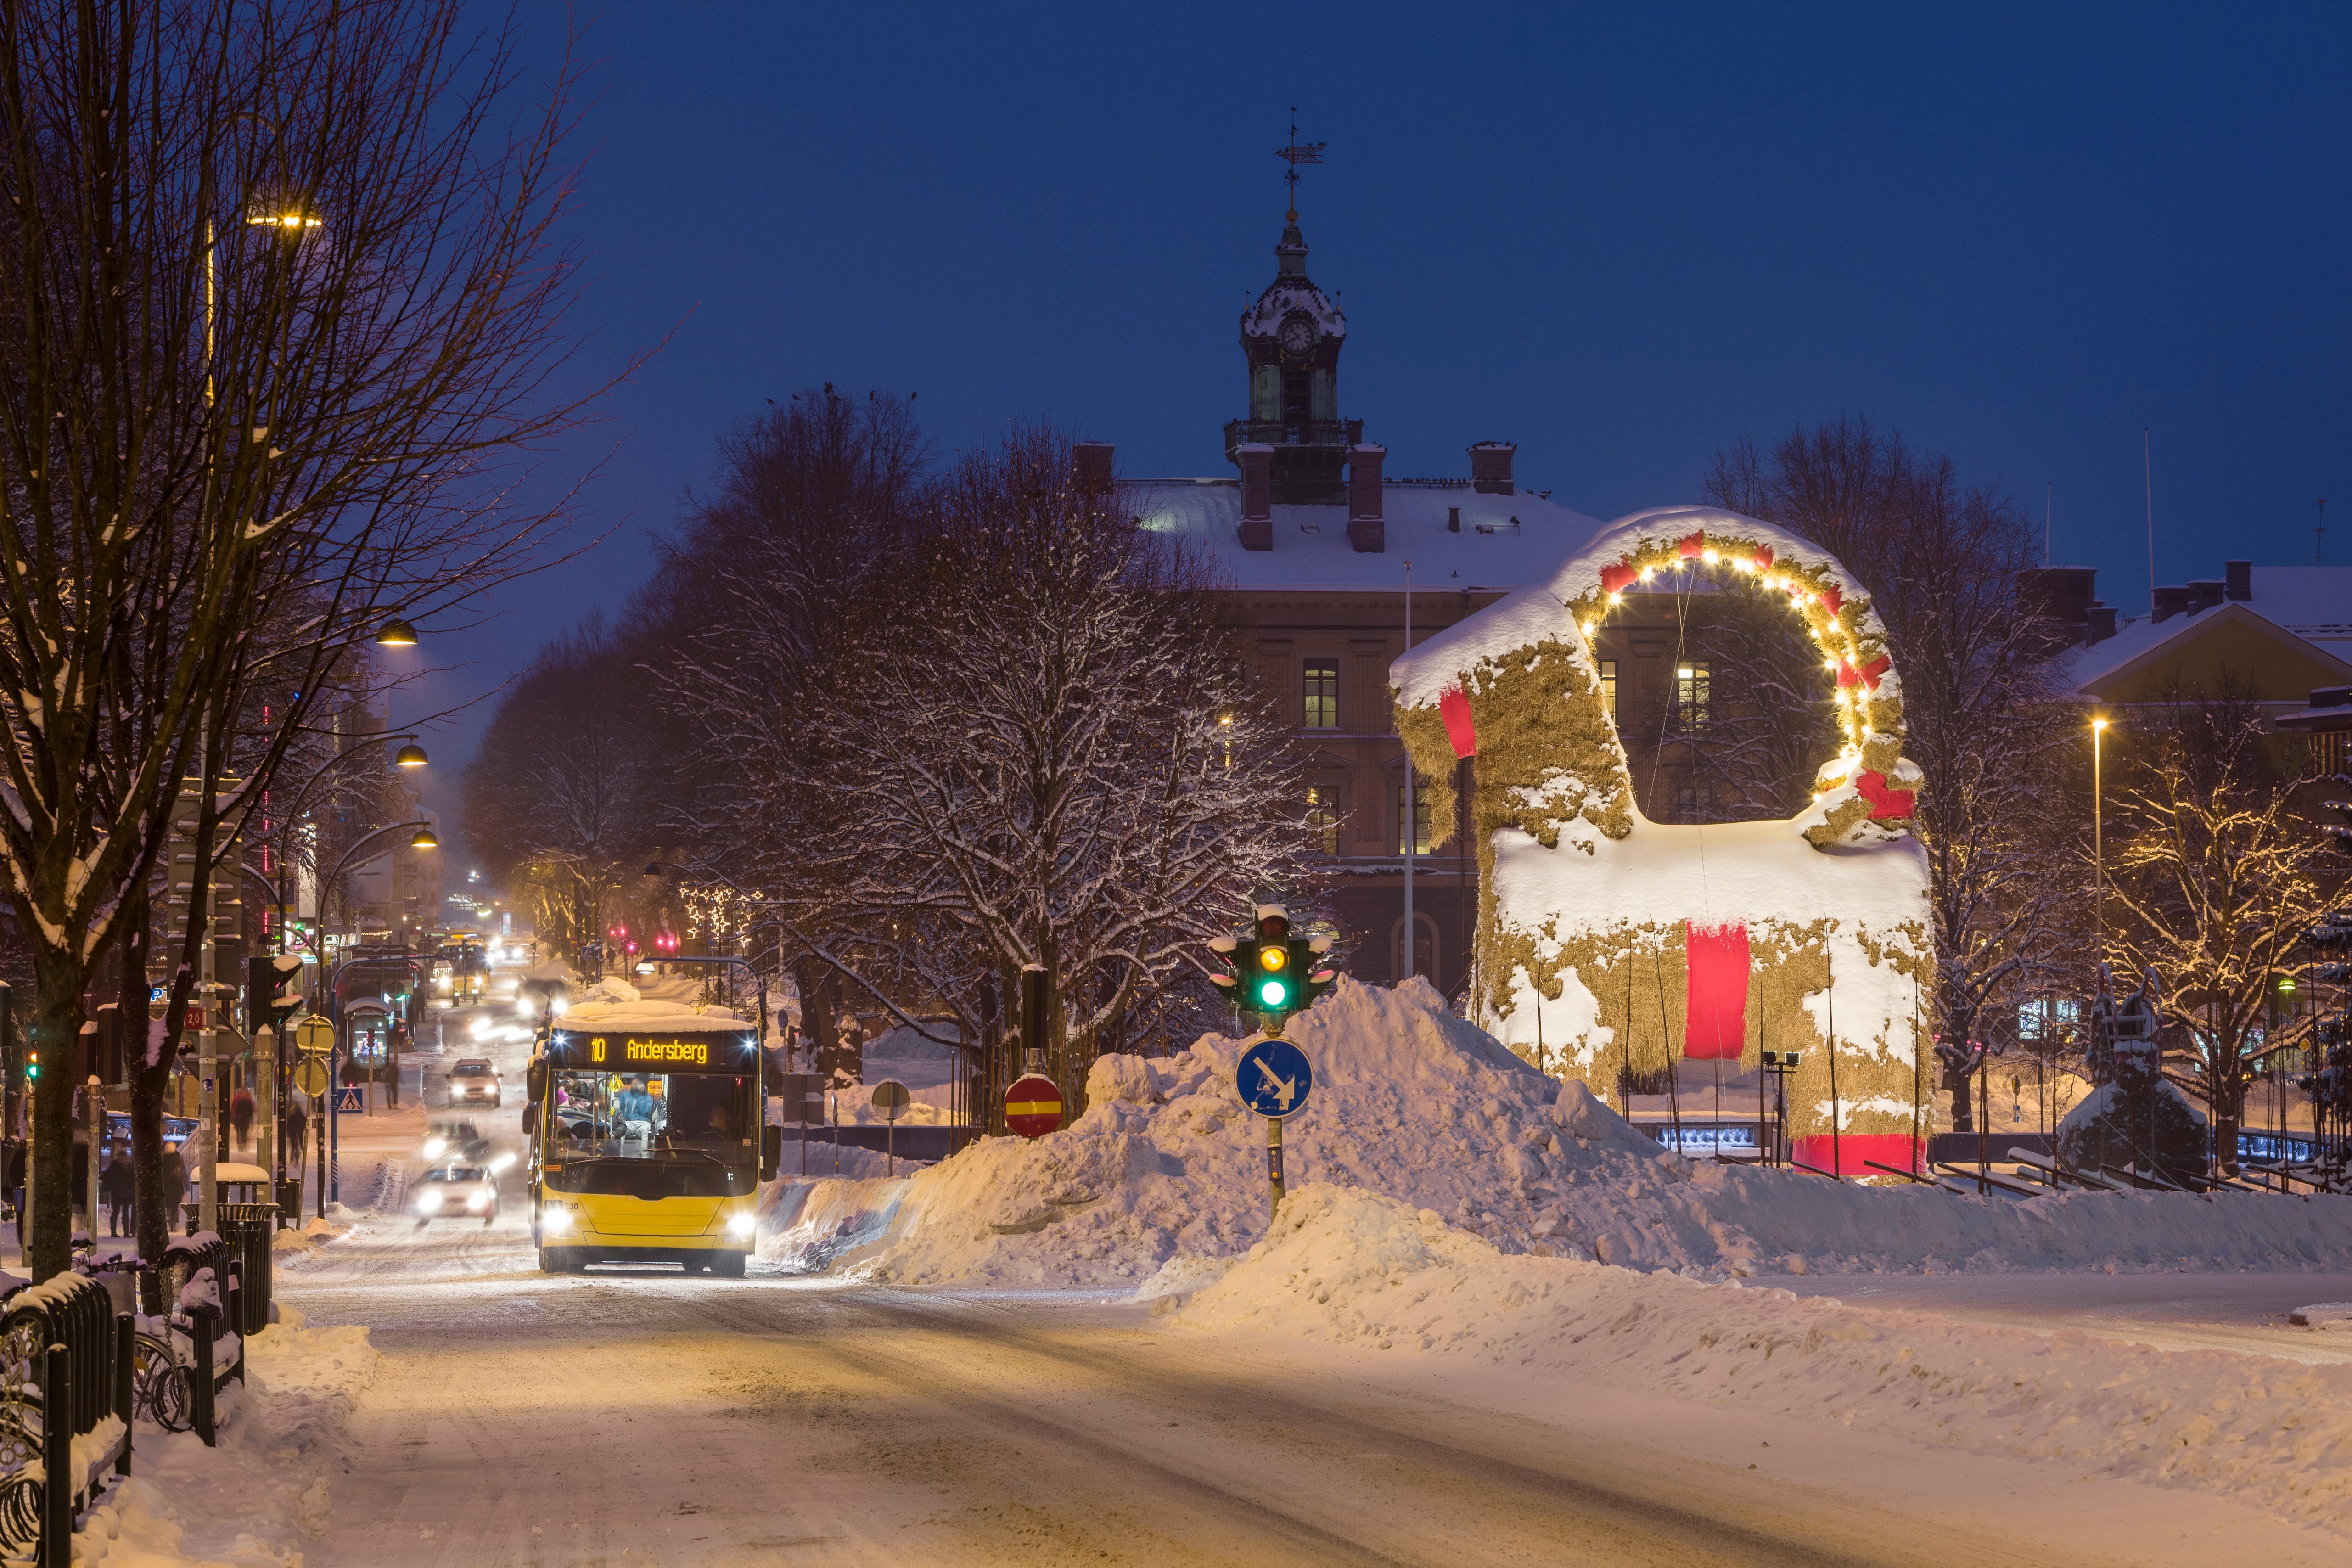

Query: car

[448,1058,502,1108]
[412,1163,499,1225]
[422,1119,491,1166]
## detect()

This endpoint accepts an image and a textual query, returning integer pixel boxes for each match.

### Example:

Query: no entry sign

[1004,1073,1064,1139]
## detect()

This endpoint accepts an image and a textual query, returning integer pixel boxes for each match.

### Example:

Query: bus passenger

[613,1076,655,1134]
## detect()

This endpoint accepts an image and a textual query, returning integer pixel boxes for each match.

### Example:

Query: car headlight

[423,1138,446,1159]
[419,1191,443,1212]
[542,1204,573,1234]
[466,1191,490,1211]
[726,1210,756,1240]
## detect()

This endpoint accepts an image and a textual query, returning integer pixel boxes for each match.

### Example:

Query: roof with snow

[2055,601,2352,698]
[552,999,750,1035]
[1123,479,1605,594]
[2245,565,2352,643]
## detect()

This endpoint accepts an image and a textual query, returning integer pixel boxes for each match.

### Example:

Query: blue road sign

[334,1086,364,1114]
[1235,1039,1313,1119]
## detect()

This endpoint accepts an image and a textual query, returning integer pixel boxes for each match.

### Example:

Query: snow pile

[1174,1185,2352,1526]
[272,1214,351,1255]
[766,977,1592,1284]
[71,1304,378,1565]
[763,977,2352,1287]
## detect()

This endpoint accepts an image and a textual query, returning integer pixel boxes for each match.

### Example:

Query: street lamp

[2092,716,2109,960]
[392,736,428,768]
[375,616,418,647]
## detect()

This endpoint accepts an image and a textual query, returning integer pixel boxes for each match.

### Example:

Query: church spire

[1225,118,1358,506]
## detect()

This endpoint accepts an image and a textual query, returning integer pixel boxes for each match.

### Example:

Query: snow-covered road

[250,984,2352,1566]
[275,1194,2347,1568]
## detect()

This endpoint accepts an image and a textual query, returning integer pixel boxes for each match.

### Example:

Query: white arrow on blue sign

[1235,1039,1312,1118]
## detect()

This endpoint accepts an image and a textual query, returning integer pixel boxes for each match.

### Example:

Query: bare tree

[462,619,658,967]
[679,427,1316,1114]
[2109,695,2328,1176]
[1705,418,2076,1133]
[0,1,614,1276]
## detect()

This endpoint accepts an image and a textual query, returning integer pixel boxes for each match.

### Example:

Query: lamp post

[2092,717,2109,962]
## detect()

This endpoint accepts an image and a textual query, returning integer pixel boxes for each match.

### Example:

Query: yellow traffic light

[1258,946,1287,973]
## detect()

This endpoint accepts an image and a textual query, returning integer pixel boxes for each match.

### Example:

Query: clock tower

[1224,190,1358,504]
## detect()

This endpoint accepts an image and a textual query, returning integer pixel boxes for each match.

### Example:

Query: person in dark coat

[285,1101,308,1167]
[229,1087,256,1153]
[101,1148,134,1238]
[160,1145,189,1233]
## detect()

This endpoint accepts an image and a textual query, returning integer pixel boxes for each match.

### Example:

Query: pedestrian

[101,1147,133,1238]
[3,1137,24,1234]
[286,1100,308,1167]
[229,1087,255,1154]
[160,1144,189,1235]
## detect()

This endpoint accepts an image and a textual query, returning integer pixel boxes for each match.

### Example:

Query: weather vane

[1277,109,1325,225]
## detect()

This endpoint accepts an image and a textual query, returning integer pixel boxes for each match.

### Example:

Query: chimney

[2018,565,2096,629]
[2151,584,2193,623]
[1468,441,1516,495]
[2187,579,2224,613]
[1238,444,1274,551]
[2085,604,2118,644]
[1347,444,1386,553]
[1448,506,1460,533]
[1073,441,1115,493]
[2224,560,2252,601]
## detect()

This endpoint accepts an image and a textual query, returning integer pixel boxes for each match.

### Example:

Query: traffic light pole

[1262,1013,1286,1219]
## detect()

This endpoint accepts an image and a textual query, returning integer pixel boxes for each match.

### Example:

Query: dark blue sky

[401,1,2352,863]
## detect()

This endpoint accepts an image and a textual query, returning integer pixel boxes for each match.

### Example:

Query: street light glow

[410,828,439,850]
[376,617,419,646]
[394,741,428,768]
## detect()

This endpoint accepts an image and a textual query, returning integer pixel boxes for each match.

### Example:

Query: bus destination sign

[548,1031,752,1070]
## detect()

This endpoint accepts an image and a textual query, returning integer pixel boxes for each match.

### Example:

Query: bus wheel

[715,1252,746,1279]
[537,1247,571,1274]
[681,1258,706,1275]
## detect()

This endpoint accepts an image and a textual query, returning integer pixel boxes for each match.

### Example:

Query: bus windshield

[547,1069,752,1161]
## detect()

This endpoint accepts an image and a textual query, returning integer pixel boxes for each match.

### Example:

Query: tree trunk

[28,957,90,1281]
[2213,1071,2245,1179]
[1945,1069,1975,1134]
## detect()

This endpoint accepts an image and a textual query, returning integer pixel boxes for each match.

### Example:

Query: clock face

[1278,316,1316,357]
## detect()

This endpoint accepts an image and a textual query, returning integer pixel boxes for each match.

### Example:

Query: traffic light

[1209,905,1338,1031]
[24,1047,38,1082]
[249,954,305,1033]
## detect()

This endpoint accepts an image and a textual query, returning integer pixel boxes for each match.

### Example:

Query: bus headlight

[726,1210,756,1240]
[542,1204,573,1234]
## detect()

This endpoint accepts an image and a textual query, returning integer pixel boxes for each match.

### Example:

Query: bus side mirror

[526,1058,547,1104]
[761,1124,782,1183]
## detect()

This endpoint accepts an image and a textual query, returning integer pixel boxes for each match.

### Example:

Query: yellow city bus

[525,1002,780,1276]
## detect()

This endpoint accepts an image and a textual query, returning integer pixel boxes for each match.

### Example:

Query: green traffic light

[1258,978,1290,1009]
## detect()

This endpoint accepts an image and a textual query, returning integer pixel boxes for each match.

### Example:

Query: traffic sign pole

[1235,1022,1313,1223]
[1266,1113,1283,1217]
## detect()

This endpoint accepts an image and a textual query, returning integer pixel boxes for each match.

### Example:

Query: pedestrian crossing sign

[334,1087,364,1114]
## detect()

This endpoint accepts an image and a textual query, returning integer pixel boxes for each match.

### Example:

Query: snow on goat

[1392,505,1933,1178]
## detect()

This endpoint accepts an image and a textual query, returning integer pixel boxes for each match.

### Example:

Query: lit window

[1398,783,1431,856]
[1676,661,1711,728]
[1306,787,1341,854]
[1600,659,1617,718]
[1302,660,1338,730]
[2016,1000,2043,1042]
